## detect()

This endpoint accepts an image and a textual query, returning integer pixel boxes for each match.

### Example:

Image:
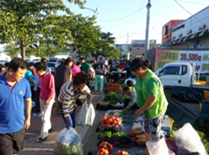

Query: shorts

[143,109,166,141]
[0,128,25,155]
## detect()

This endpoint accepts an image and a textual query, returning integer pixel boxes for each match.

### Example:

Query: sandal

[136,150,146,155]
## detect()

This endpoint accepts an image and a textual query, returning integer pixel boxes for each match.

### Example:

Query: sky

[0,0,208,52]
[63,0,209,44]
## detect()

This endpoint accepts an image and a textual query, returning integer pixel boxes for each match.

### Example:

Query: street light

[80,6,99,16]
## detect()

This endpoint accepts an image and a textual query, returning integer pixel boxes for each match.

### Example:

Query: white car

[0,60,8,65]
[32,59,41,64]
[47,62,60,74]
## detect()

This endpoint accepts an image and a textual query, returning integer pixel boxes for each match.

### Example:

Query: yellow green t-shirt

[134,69,168,119]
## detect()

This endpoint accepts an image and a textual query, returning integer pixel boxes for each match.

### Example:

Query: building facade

[115,44,131,57]
[131,40,156,58]
[162,6,209,49]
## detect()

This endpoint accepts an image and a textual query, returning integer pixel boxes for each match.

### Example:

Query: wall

[132,43,156,58]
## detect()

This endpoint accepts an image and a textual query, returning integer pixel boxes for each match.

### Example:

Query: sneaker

[32,113,38,117]
[36,137,47,143]
[36,113,41,117]
[48,127,53,133]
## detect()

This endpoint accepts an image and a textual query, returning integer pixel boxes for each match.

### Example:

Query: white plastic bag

[146,138,169,155]
[174,123,207,155]
[76,103,95,126]
[132,122,142,131]
[54,127,83,155]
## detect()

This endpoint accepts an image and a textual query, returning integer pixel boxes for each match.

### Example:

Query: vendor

[130,58,168,155]
[122,87,137,113]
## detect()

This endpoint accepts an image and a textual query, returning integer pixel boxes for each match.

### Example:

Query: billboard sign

[132,40,155,47]
[154,49,209,74]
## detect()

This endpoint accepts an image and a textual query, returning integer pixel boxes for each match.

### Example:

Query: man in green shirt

[80,58,89,75]
[130,58,168,155]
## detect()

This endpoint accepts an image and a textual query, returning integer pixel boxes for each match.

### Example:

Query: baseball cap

[41,58,48,63]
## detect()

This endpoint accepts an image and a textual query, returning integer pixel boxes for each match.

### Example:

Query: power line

[174,0,209,28]
[98,6,146,22]
[176,0,208,6]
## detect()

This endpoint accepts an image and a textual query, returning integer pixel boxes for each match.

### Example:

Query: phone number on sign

[180,53,202,61]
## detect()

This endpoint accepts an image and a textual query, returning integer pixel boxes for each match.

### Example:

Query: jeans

[39,98,54,138]
[33,87,41,113]
[61,110,76,129]
[95,74,104,92]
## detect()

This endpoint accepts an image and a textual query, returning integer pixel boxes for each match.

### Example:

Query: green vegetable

[112,132,127,139]
[110,126,118,132]
[100,131,112,139]
[104,91,118,102]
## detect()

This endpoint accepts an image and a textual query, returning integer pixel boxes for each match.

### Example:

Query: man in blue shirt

[0,57,32,155]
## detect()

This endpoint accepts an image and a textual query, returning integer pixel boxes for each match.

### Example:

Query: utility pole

[126,31,129,56]
[145,0,151,59]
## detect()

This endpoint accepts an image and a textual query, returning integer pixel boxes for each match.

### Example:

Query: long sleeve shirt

[35,67,51,88]
[39,72,55,100]
[57,80,91,121]
[126,90,137,109]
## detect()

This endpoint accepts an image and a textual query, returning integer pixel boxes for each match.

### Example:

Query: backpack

[95,64,106,75]
[89,66,95,80]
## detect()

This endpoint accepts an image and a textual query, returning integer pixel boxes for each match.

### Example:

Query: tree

[0,0,86,60]
[4,44,19,57]
[105,49,121,59]
[69,15,101,58]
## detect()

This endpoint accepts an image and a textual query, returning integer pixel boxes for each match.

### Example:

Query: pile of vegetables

[112,132,127,139]
[116,150,130,155]
[97,141,113,155]
[104,91,118,101]
[107,83,122,93]
[101,116,122,131]
[100,131,112,139]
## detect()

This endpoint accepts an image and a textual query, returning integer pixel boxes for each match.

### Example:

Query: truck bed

[177,101,201,116]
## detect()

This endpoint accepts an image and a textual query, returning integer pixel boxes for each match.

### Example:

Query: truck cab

[155,62,193,87]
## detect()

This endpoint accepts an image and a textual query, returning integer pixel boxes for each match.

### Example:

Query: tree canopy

[0,0,86,60]
[4,43,19,57]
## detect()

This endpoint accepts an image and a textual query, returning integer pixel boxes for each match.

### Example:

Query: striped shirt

[57,80,91,121]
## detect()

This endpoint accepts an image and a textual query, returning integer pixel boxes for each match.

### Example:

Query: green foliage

[104,91,118,102]
[0,0,86,60]
[105,49,121,59]
[100,131,112,139]
[4,43,19,57]
[112,132,127,139]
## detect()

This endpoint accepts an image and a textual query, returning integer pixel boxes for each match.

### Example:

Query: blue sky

[64,0,208,44]
[0,0,208,52]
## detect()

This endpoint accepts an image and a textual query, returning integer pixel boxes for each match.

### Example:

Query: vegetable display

[104,91,119,102]
[100,131,112,139]
[116,150,130,155]
[107,83,122,93]
[101,116,122,131]
[112,132,127,139]
[97,141,113,155]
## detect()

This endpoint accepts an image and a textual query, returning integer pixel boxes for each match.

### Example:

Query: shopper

[94,62,107,94]
[25,63,35,103]
[55,57,73,98]
[0,64,7,76]
[34,62,55,143]
[33,58,51,117]
[130,58,168,155]
[57,71,91,129]
[0,58,32,155]
[71,61,81,79]
[80,58,89,75]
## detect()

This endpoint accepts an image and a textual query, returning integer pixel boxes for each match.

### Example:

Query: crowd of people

[0,55,167,155]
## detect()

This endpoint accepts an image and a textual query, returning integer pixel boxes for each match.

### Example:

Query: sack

[54,127,83,155]
[174,123,207,155]
[89,66,95,80]
[146,138,169,155]
[96,64,106,75]
[76,102,95,126]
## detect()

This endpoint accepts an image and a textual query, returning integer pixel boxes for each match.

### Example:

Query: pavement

[18,93,103,155]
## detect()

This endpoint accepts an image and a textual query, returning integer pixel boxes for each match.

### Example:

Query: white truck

[154,62,208,89]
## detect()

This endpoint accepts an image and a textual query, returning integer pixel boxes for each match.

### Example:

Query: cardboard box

[161,119,171,137]
[206,76,209,85]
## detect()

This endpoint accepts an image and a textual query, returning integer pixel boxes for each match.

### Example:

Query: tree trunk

[20,41,26,60]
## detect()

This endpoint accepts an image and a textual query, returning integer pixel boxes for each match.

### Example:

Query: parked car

[25,58,31,63]
[0,60,8,65]
[47,62,60,74]
[32,58,41,63]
